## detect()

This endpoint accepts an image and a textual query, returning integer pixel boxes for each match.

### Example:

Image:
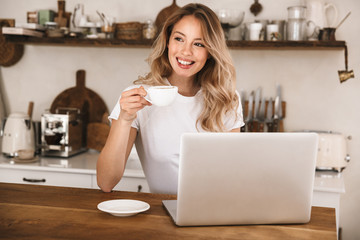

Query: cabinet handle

[137,185,142,192]
[23,177,46,183]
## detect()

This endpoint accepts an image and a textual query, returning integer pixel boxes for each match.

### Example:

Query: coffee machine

[41,108,87,157]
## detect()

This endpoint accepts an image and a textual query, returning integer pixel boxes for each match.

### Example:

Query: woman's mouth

[177,58,195,68]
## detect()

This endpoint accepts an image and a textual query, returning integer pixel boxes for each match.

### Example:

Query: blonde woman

[97,3,244,194]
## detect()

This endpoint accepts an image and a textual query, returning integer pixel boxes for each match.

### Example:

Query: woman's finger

[121,86,147,98]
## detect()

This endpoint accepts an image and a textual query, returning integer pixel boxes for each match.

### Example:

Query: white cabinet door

[0,168,92,188]
[92,175,150,193]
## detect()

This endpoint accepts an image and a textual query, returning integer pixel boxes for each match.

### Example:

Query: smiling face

[167,15,209,81]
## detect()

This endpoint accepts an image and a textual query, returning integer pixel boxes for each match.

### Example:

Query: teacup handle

[324,3,338,28]
[143,95,152,104]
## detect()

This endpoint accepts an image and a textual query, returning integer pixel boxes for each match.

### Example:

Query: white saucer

[97,199,150,217]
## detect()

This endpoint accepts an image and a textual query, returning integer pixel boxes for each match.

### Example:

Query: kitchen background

[0,0,359,238]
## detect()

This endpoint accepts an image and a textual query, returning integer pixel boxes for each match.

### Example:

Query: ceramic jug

[305,0,338,28]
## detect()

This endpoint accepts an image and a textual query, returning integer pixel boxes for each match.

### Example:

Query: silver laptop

[162,132,318,226]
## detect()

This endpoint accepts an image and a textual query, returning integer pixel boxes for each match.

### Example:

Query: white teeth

[177,59,193,65]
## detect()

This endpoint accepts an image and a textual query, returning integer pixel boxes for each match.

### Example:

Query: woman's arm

[96,86,150,192]
[230,128,240,132]
[96,121,137,192]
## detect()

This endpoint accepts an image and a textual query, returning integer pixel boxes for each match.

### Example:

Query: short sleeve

[224,90,245,131]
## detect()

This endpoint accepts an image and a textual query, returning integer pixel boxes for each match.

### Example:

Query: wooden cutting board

[50,70,108,124]
[155,0,180,33]
[0,19,24,67]
[87,122,110,152]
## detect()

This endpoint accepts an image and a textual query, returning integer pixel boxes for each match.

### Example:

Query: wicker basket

[114,22,143,40]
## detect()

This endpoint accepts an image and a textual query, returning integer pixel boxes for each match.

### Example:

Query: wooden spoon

[27,101,34,120]
[26,101,34,130]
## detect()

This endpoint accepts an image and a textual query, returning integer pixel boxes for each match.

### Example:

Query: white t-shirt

[109,83,244,194]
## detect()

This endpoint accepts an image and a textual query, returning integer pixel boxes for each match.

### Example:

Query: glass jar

[143,20,157,40]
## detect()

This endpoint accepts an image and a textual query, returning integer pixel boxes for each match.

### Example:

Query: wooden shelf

[227,40,346,50]
[4,35,154,48]
[5,35,346,50]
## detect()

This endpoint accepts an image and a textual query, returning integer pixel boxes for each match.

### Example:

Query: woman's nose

[181,43,192,56]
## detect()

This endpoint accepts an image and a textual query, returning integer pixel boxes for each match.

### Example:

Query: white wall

[1,0,359,238]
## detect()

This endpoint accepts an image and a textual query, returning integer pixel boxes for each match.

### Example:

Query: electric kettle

[1,112,35,156]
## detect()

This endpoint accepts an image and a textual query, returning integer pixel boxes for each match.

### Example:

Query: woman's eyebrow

[173,31,203,41]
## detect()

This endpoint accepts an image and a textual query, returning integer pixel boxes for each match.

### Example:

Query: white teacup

[145,86,178,107]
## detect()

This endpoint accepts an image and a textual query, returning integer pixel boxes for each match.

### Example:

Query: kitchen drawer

[0,168,92,188]
[92,175,150,193]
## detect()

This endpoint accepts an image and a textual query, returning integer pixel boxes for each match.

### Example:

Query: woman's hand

[119,86,152,122]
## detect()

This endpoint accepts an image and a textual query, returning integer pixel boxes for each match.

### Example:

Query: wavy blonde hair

[135,3,239,132]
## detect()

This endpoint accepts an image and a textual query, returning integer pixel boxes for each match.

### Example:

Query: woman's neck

[168,75,200,97]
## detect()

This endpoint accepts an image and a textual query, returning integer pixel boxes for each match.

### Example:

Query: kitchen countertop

[0,149,145,178]
[0,182,337,239]
[0,150,345,193]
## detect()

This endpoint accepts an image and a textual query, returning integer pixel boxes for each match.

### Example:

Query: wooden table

[0,183,337,240]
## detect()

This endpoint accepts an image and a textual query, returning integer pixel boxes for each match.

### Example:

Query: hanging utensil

[265,98,273,132]
[276,84,282,120]
[273,96,280,132]
[245,91,254,132]
[335,11,351,30]
[258,97,266,132]
[338,44,355,83]
[334,12,354,83]
[250,0,263,16]
[252,87,261,132]
[240,90,246,132]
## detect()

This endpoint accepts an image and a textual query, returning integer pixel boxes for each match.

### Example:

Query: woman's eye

[174,37,183,42]
[194,42,205,47]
